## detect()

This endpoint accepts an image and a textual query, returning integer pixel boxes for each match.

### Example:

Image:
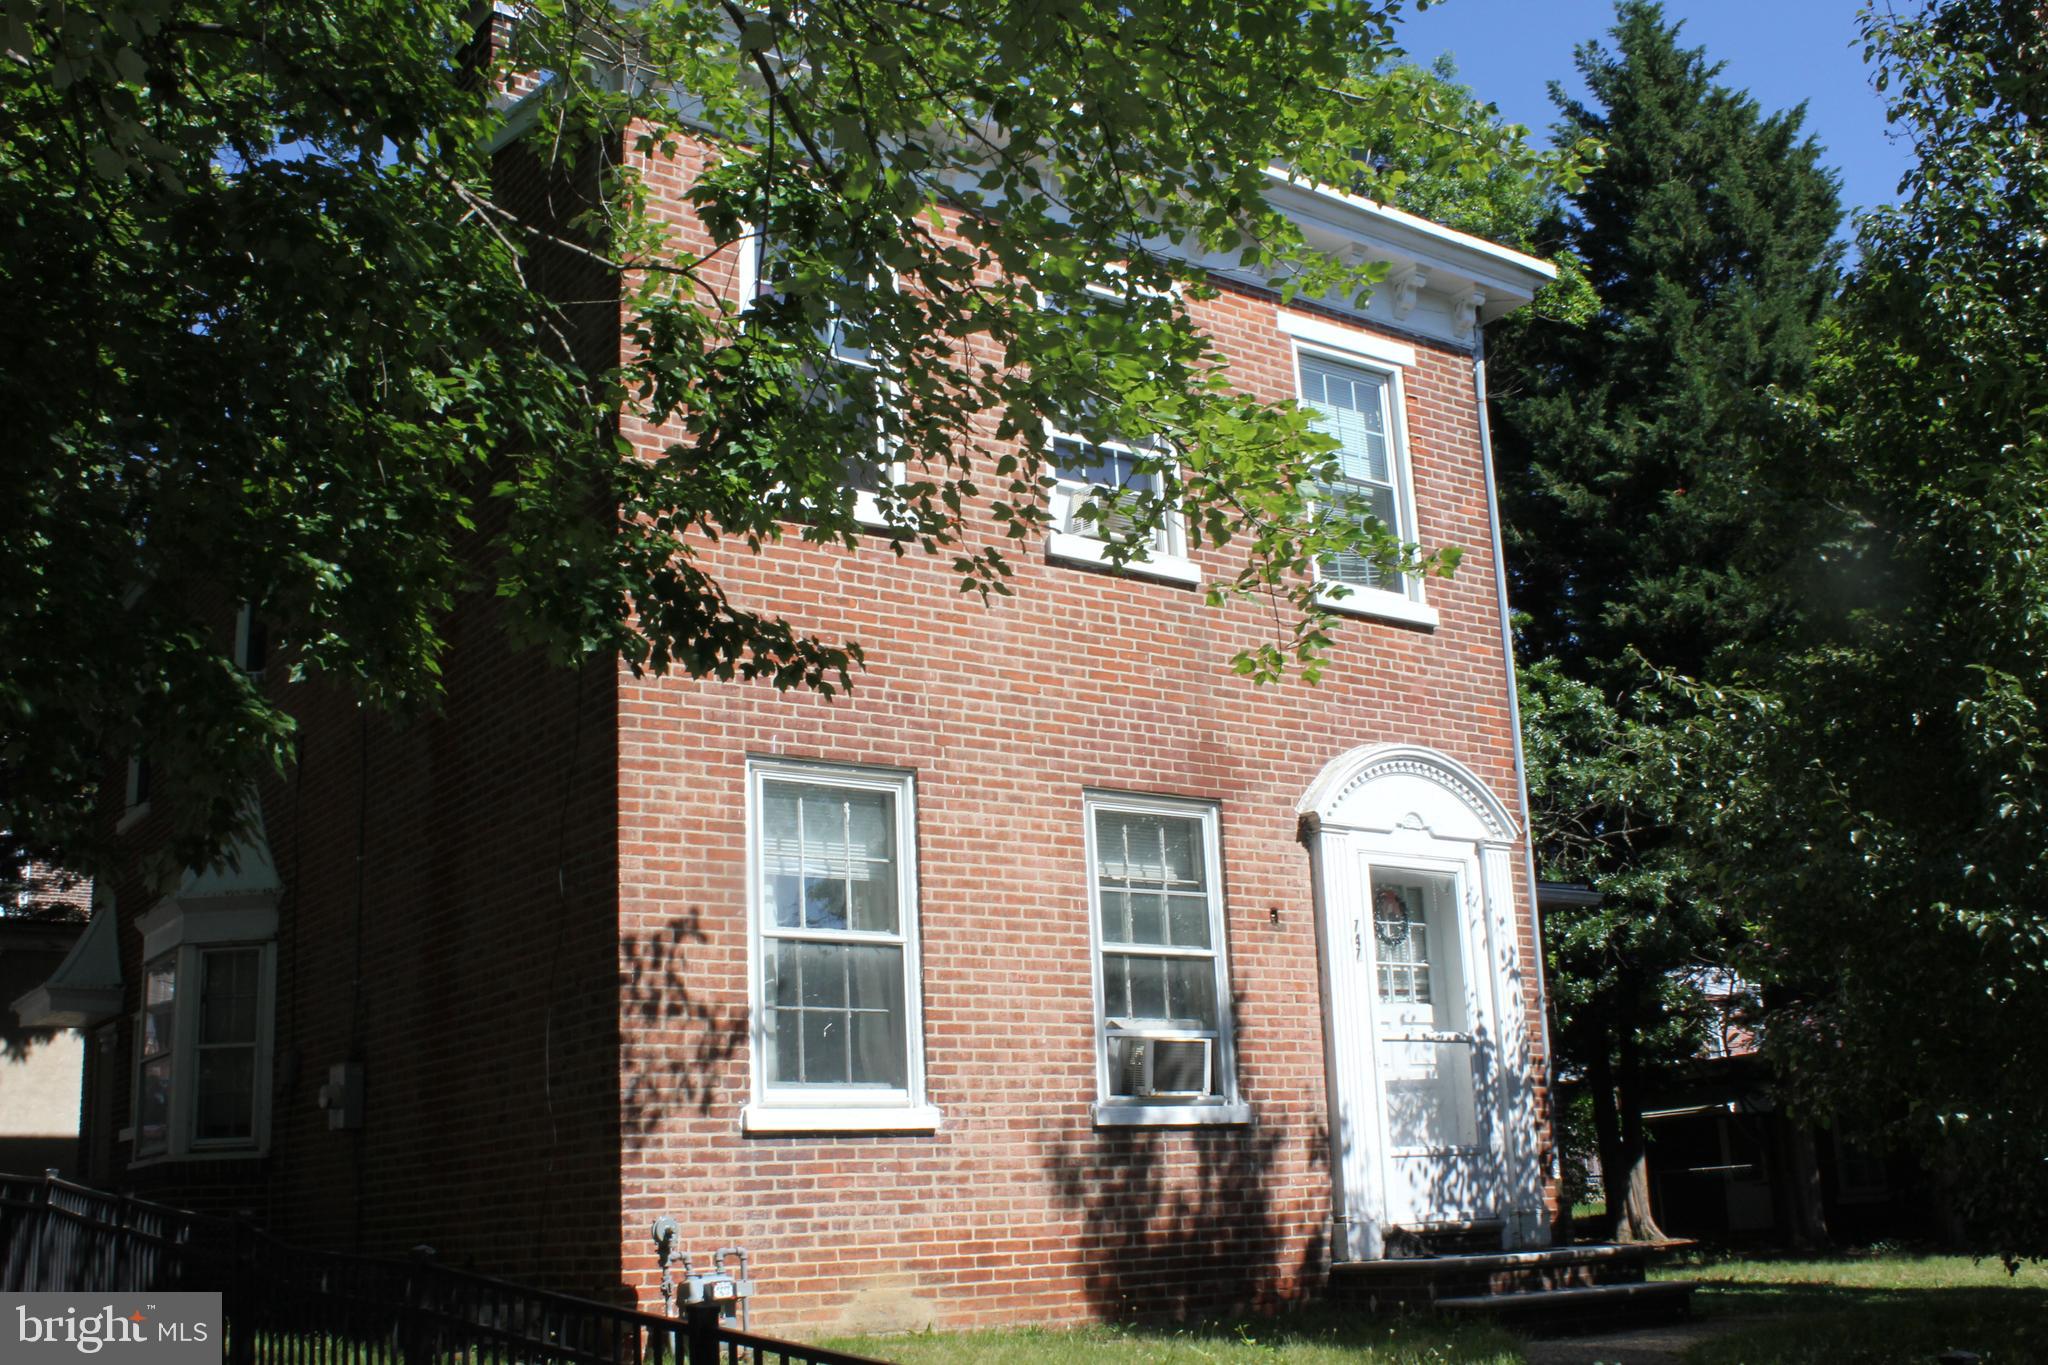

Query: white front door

[1300,743,1551,1263]
[1359,857,1499,1230]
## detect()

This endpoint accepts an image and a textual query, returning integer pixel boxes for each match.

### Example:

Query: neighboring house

[20,66,1566,1335]
[1634,1053,1927,1247]
[1536,884,1922,1248]
[2,866,95,1178]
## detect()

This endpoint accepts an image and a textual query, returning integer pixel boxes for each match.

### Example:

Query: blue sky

[1395,0,1914,223]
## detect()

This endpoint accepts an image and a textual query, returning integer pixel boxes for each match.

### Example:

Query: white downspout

[1472,327,1557,1245]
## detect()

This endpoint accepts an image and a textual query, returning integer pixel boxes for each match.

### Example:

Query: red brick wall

[610,139,1550,1332]
[88,132,630,1299]
[91,606,624,1293]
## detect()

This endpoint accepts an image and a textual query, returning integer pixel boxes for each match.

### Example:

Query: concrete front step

[1433,1279,1699,1335]
[1386,1220,1507,1258]
[1330,1243,1664,1307]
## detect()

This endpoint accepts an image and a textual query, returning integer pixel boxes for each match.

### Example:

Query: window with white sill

[1085,793,1245,1124]
[745,759,933,1131]
[737,233,900,521]
[132,916,275,1160]
[1295,352,1433,624]
[1047,433,1185,561]
[1040,286,1197,584]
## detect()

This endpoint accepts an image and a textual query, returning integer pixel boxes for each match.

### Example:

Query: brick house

[17,85,1562,1334]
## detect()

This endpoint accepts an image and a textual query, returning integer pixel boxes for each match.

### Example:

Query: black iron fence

[0,1173,887,1365]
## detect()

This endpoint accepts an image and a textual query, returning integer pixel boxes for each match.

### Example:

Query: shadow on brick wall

[620,909,747,1134]
[1041,999,1331,1320]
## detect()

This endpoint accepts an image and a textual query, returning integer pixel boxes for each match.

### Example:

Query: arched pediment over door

[1298,743,1548,1261]
[1298,743,1519,845]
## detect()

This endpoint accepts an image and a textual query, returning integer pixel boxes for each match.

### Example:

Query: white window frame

[1083,791,1250,1126]
[736,231,901,530]
[742,757,939,1133]
[1043,428,1201,587]
[1040,280,1200,587]
[128,898,277,1163]
[116,754,151,834]
[1280,309,1440,631]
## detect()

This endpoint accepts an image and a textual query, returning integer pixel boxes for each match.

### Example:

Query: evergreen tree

[1488,1,1842,1242]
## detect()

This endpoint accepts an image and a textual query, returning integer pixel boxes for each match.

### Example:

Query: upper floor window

[234,603,270,674]
[1294,331,1441,630]
[124,754,151,811]
[116,753,153,835]
[1300,355,1408,594]
[1084,792,1247,1125]
[738,234,897,523]
[1047,434,1181,556]
[744,758,938,1133]
[1041,287,1198,586]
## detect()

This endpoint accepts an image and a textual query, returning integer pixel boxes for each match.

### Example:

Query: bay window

[131,891,276,1161]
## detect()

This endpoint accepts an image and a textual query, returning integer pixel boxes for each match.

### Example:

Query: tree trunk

[1587,1050,1626,1239]
[1608,1003,1670,1245]
[1609,1141,1665,1244]
[1776,1121,1832,1250]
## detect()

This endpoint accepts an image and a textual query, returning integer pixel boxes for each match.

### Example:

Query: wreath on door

[1373,886,1412,945]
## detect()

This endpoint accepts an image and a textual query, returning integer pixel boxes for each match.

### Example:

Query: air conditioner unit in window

[1120,1034,1213,1100]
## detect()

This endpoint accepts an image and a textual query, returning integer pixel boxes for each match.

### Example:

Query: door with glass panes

[1359,856,1497,1229]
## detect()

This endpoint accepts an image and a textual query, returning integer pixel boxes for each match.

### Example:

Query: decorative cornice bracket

[1453,289,1487,340]
[1383,266,1428,320]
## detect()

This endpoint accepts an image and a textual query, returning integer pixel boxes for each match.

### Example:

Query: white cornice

[1264,172,1557,286]
[1258,173,1556,346]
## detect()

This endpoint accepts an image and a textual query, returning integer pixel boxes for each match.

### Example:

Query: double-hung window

[1282,308,1439,629]
[1047,435,1188,565]
[745,759,936,1132]
[738,234,898,524]
[234,602,270,674]
[1084,792,1247,1125]
[1301,356,1405,592]
[1041,287,1198,585]
[134,959,176,1155]
[132,890,277,1161]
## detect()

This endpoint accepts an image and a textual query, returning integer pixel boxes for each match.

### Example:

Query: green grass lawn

[821,1250,2044,1364]
[1661,1250,2047,1364]
[821,1309,1523,1364]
